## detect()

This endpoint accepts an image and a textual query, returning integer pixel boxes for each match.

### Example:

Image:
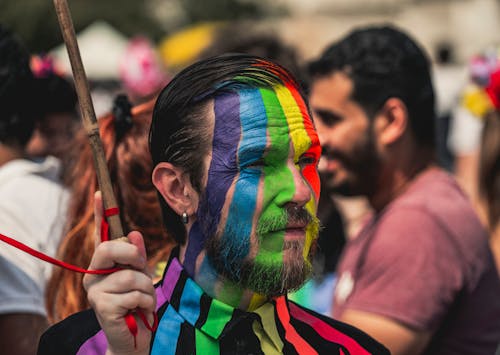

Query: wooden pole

[53,0,124,240]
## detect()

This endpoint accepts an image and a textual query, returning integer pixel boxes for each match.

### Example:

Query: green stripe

[256,87,293,264]
[195,328,219,353]
[200,299,234,338]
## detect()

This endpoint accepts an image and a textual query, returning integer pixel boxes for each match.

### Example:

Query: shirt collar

[156,254,290,347]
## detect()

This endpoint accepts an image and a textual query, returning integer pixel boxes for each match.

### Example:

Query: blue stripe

[151,305,184,355]
[178,278,203,326]
[221,89,267,263]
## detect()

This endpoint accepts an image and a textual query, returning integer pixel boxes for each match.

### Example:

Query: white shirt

[0,157,69,316]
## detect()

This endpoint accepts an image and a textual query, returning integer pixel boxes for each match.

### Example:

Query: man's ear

[152,162,199,216]
[376,98,408,146]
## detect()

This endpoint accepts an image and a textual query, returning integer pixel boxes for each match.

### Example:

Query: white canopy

[50,21,129,80]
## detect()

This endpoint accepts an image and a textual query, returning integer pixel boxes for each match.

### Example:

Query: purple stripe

[201,91,241,236]
[183,222,204,276]
[184,91,241,275]
[76,330,107,355]
[158,258,183,305]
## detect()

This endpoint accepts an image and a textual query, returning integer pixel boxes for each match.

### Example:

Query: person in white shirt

[0,24,68,355]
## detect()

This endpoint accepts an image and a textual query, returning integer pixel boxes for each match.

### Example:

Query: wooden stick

[53,0,124,240]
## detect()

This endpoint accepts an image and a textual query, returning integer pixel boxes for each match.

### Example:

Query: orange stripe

[275,297,318,355]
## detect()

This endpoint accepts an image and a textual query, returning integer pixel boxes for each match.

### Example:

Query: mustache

[256,205,319,236]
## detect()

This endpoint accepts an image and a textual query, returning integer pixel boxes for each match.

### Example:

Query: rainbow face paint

[185,81,321,300]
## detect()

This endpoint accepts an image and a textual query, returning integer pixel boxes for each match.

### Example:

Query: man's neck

[368,150,435,212]
[0,143,24,168]
[178,246,268,311]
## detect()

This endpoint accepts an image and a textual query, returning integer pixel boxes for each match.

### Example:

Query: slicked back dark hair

[149,53,303,243]
[0,25,37,147]
[309,25,436,148]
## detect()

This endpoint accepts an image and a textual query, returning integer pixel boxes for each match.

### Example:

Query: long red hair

[46,98,174,323]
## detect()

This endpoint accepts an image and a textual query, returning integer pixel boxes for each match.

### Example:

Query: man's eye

[247,159,265,169]
[297,155,317,168]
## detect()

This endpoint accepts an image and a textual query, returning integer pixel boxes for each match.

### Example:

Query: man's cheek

[303,166,320,199]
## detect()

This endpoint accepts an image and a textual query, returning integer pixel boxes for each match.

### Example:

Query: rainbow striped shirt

[39,257,388,355]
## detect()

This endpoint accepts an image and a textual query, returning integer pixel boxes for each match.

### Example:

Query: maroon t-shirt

[333,168,500,354]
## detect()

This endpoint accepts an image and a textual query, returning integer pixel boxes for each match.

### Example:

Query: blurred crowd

[0,16,499,355]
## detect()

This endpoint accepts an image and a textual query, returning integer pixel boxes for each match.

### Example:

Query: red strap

[124,310,159,348]
[100,207,120,242]
[0,232,121,274]
[137,309,159,331]
[1,221,159,349]
[124,313,138,348]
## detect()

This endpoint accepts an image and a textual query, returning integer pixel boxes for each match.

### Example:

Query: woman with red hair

[45,96,174,323]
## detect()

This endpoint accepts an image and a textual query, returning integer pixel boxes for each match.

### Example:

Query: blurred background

[2,0,499,73]
[2,0,499,59]
[1,0,498,108]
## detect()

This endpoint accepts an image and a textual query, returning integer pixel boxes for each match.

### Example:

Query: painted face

[187,82,321,296]
[309,72,380,197]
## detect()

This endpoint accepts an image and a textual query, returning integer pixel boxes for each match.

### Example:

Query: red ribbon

[0,206,158,348]
[100,207,158,347]
[100,207,120,242]
[0,232,121,274]
[124,311,159,348]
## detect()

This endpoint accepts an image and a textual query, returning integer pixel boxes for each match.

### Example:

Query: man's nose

[291,167,312,207]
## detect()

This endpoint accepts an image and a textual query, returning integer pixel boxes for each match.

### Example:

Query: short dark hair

[149,53,303,243]
[0,25,37,147]
[34,73,78,118]
[309,25,436,148]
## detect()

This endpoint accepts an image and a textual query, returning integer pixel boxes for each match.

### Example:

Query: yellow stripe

[248,293,267,311]
[253,302,284,353]
[273,84,317,260]
[273,84,311,162]
[304,199,318,260]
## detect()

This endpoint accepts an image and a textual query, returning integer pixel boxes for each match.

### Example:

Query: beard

[205,205,319,297]
[320,124,380,197]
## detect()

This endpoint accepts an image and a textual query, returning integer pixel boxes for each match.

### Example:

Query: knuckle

[124,290,142,309]
[96,241,112,258]
[116,270,138,288]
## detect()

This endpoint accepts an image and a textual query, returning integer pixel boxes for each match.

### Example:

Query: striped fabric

[39,256,389,355]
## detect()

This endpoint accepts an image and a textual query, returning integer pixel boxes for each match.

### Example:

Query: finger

[94,191,103,248]
[127,231,147,266]
[89,269,154,295]
[89,239,147,271]
[93,291,156,320]
[115,291,156,314]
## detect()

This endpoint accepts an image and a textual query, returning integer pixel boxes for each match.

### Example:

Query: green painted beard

[205,208,320,297]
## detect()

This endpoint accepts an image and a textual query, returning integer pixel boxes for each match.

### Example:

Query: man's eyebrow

[313,108,343,124]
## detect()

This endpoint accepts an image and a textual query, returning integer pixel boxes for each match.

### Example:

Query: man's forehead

[310,71,354,108]
[210,84,309,123]
[207,85,316,155]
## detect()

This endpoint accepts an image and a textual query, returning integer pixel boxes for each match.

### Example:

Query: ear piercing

[182,212,189,224]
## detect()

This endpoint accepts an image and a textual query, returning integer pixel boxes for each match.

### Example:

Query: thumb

[127,231,148,270]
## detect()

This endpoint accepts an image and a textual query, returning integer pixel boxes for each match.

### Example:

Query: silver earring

[182,212,189,224]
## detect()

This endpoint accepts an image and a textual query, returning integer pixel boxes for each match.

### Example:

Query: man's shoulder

[38,309,101,355]
[287,300,390,354]
[373,168,488,258]
[393,168,475,221]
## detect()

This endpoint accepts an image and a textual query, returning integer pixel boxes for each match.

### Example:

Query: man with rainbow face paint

[39,54,388,355]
